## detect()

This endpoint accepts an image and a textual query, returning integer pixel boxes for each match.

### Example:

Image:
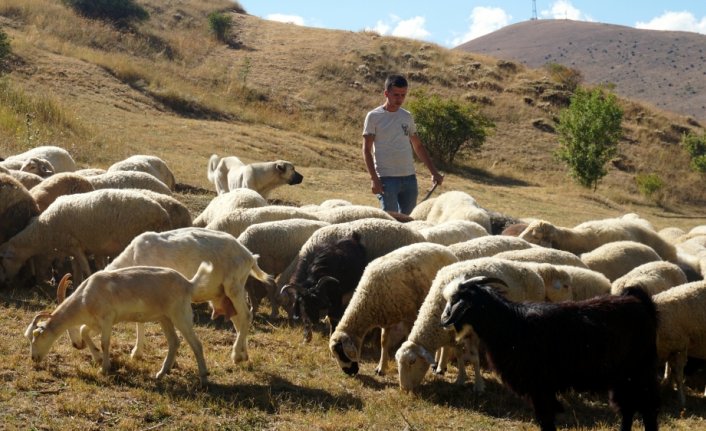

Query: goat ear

[440,299,470,327]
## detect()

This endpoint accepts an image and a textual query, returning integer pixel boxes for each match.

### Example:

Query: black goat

[441,276,659,431]
[282,232,367,341]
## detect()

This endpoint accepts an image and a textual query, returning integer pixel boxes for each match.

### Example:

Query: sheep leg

[375,327,391,376]
[72,248,92,283]
[461,337,484,392]
[156,318,180,380]
[452,345,468,386]
[172,309,209,386]
[131,323,145,359]
[80,325,102,362]
[99,323,113,375]
[228,290,252,363]
[264,280,281,319]
[670,350,688,407]
[530,393,559,431]
[434,347,450,374]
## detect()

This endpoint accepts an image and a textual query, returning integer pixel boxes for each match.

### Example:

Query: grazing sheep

[313,205,395,224]
[87,170,172,195]
[519,217,678,262]
[395,257,546,392]
[25,262,213,384]
[329,242,458,376]
[653,280,706,406]
[29,172,94,212]
[0,173,40,245]
[441,278,659,431]
[237,218,330,317]
[139,190,193,229]
[20,157,55,178]
[611,261,687,296]
[106,227,274,363]
[420,191,491,233]
[0,189,171,284]
[206,205,320,237]
[192,189,268,227]
[580,240,662,282]
[554,265,612,301]
[1,145,77,172]
[418,220,489,246]
[107,155,176,191]
[448,235,534,261]
[494,247,588,268]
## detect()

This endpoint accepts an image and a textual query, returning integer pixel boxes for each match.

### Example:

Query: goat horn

[30,311,53,327]
[56,273,72,303]
[316,276,339,288]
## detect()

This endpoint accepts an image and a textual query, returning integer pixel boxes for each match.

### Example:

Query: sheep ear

[440,299,470,327]
[342,337,358,362]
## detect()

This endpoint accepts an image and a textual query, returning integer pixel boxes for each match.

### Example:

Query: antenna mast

[531,0,538,20]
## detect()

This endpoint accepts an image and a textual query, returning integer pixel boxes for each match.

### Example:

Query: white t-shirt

[362,106,417,177]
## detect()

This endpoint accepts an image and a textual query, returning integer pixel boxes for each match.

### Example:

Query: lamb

[494,246,588,268]
[395,257,546,392]
[107,155,176,191]
[1,145,77,173]
[440,278,660,431]
[329,242,458,377]
[192,189,268,227]
[0,173,40,245]
[205,205,320,237]
[25,262,213,385]
[237,218,330,317]
[612,261,687,296]
[29,172,95,212]
[448,235,534,261]
[312,205,395,224]
[416,190,492,233]
[519,217,678,262]
[0,189,172,284]
[418,220,489,246]
[580,240,662,281]
[86,170,172,195]
[105,227,274,363]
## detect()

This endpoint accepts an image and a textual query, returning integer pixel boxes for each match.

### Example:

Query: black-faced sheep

[441,277,660,431]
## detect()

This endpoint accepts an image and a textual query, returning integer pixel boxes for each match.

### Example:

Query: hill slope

[456,19,706,122]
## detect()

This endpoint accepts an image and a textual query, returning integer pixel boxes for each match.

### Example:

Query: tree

[555,87,623,191]
[407,91,493,166]
[681,131,706,173]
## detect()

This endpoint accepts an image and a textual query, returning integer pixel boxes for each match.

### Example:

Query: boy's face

[384,85,407,111]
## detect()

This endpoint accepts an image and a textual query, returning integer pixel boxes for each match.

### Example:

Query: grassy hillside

[2,2,706,429]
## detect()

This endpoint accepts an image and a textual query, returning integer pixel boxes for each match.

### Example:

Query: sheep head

[0,243,25,282]
[24,311,55,362]
[20,157,55,178]
[329,331,359,376]
[518,220,556,247]
[395,340,438,392]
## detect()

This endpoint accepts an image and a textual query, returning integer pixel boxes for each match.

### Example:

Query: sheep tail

[249,254,275,286]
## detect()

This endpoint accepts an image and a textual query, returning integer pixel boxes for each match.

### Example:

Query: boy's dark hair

[385,74,408,91]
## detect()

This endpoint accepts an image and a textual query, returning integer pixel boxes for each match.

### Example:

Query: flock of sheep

[3,145,706,430]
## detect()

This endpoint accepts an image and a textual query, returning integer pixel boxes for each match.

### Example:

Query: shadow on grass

[448,164,534,188]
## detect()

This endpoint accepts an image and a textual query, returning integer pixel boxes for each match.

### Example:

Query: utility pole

[531,0,538,20]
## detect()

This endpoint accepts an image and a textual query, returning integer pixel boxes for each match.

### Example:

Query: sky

[239,1,706,48]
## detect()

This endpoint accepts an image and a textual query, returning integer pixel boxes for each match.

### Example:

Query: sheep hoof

[374,368,385,376]
[231,351,249,363]
[199,375,209,387]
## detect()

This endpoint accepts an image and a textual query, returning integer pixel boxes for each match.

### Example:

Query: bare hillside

[456,19,706,122]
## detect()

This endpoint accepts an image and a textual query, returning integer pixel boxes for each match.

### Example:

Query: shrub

[407,90,494,166]
[635,173,664,198]
[555,87,623,191]
[208,11,232,42]
[681,131,706,173]
[545,62,583,92]
[0,29,10,63]
[62,0,148,26]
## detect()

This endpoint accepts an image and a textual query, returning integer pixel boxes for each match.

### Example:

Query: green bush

[545,62,583,92]
[208,11,232,42]
[0,29,10,62]
[635,173,664,198]
[681,131,706,172]
[62,0,149,26]
[407,90,494,166]
[555,87,623,191]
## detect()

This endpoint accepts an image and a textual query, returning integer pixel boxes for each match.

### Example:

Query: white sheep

[192,189,268,227]
[0,173,40,245]
[74,168,107,177]
[409,197,436,220]
[405,220,435,231]
[1,145,77,173]
[580,240,662,281]
[6,169,43,190]
[395,257,546,391]
[107,155,176,191]
[0,189,172,284]
[237,218,330,317]
[29,172,95,212]
[658,227,686,244]
[139,189,193,229]
[611,261,687,296]
[554,265,612,300]
[418,220,489,246]
[416,191,491,233]
[312,205,395,224]
[653,280,706,406]
[448,235,534,261]
[519,217,678,262]
[329,242,458,377]
[493,247,588,268]
[25,262,213,385]
[87,170,172,195]
[205,205,321,237]
[20,157,55,178]
[105,227,273,363]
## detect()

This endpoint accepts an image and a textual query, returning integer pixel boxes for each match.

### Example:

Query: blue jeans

[377,175,418,215]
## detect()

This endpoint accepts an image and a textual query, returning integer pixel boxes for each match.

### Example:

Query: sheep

[237,218,330,317]
[86,170,172,195]
[554,265,613,300]
[612,261,688,296]
[418,220,489,246]
[139,189,193,229]
[658,227,686,244]
[440,278,660,431]
[107,155,176,191]
[29,172,95,212]
[25,262,214,385]
[20,157,55,178]
[6,169,43,190]
[105,227,274,363]
[0,173,40,245]
[74,168,106,177]
[448,235,534,261]
[192,189,268,227]
[329,242,458,377]
[494,247,588,269]
[404,220,435,231]
[205,205,320,237]
[500,222,529,236]
[580,240,662,282]
[653,280,706,406]
[1,145,77,173]
[519,217,678,262]
[312,205,395,224]
[0,189,172,284]
[409,196,436,220]
[419,191,492,233]
[395,257,546,392]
